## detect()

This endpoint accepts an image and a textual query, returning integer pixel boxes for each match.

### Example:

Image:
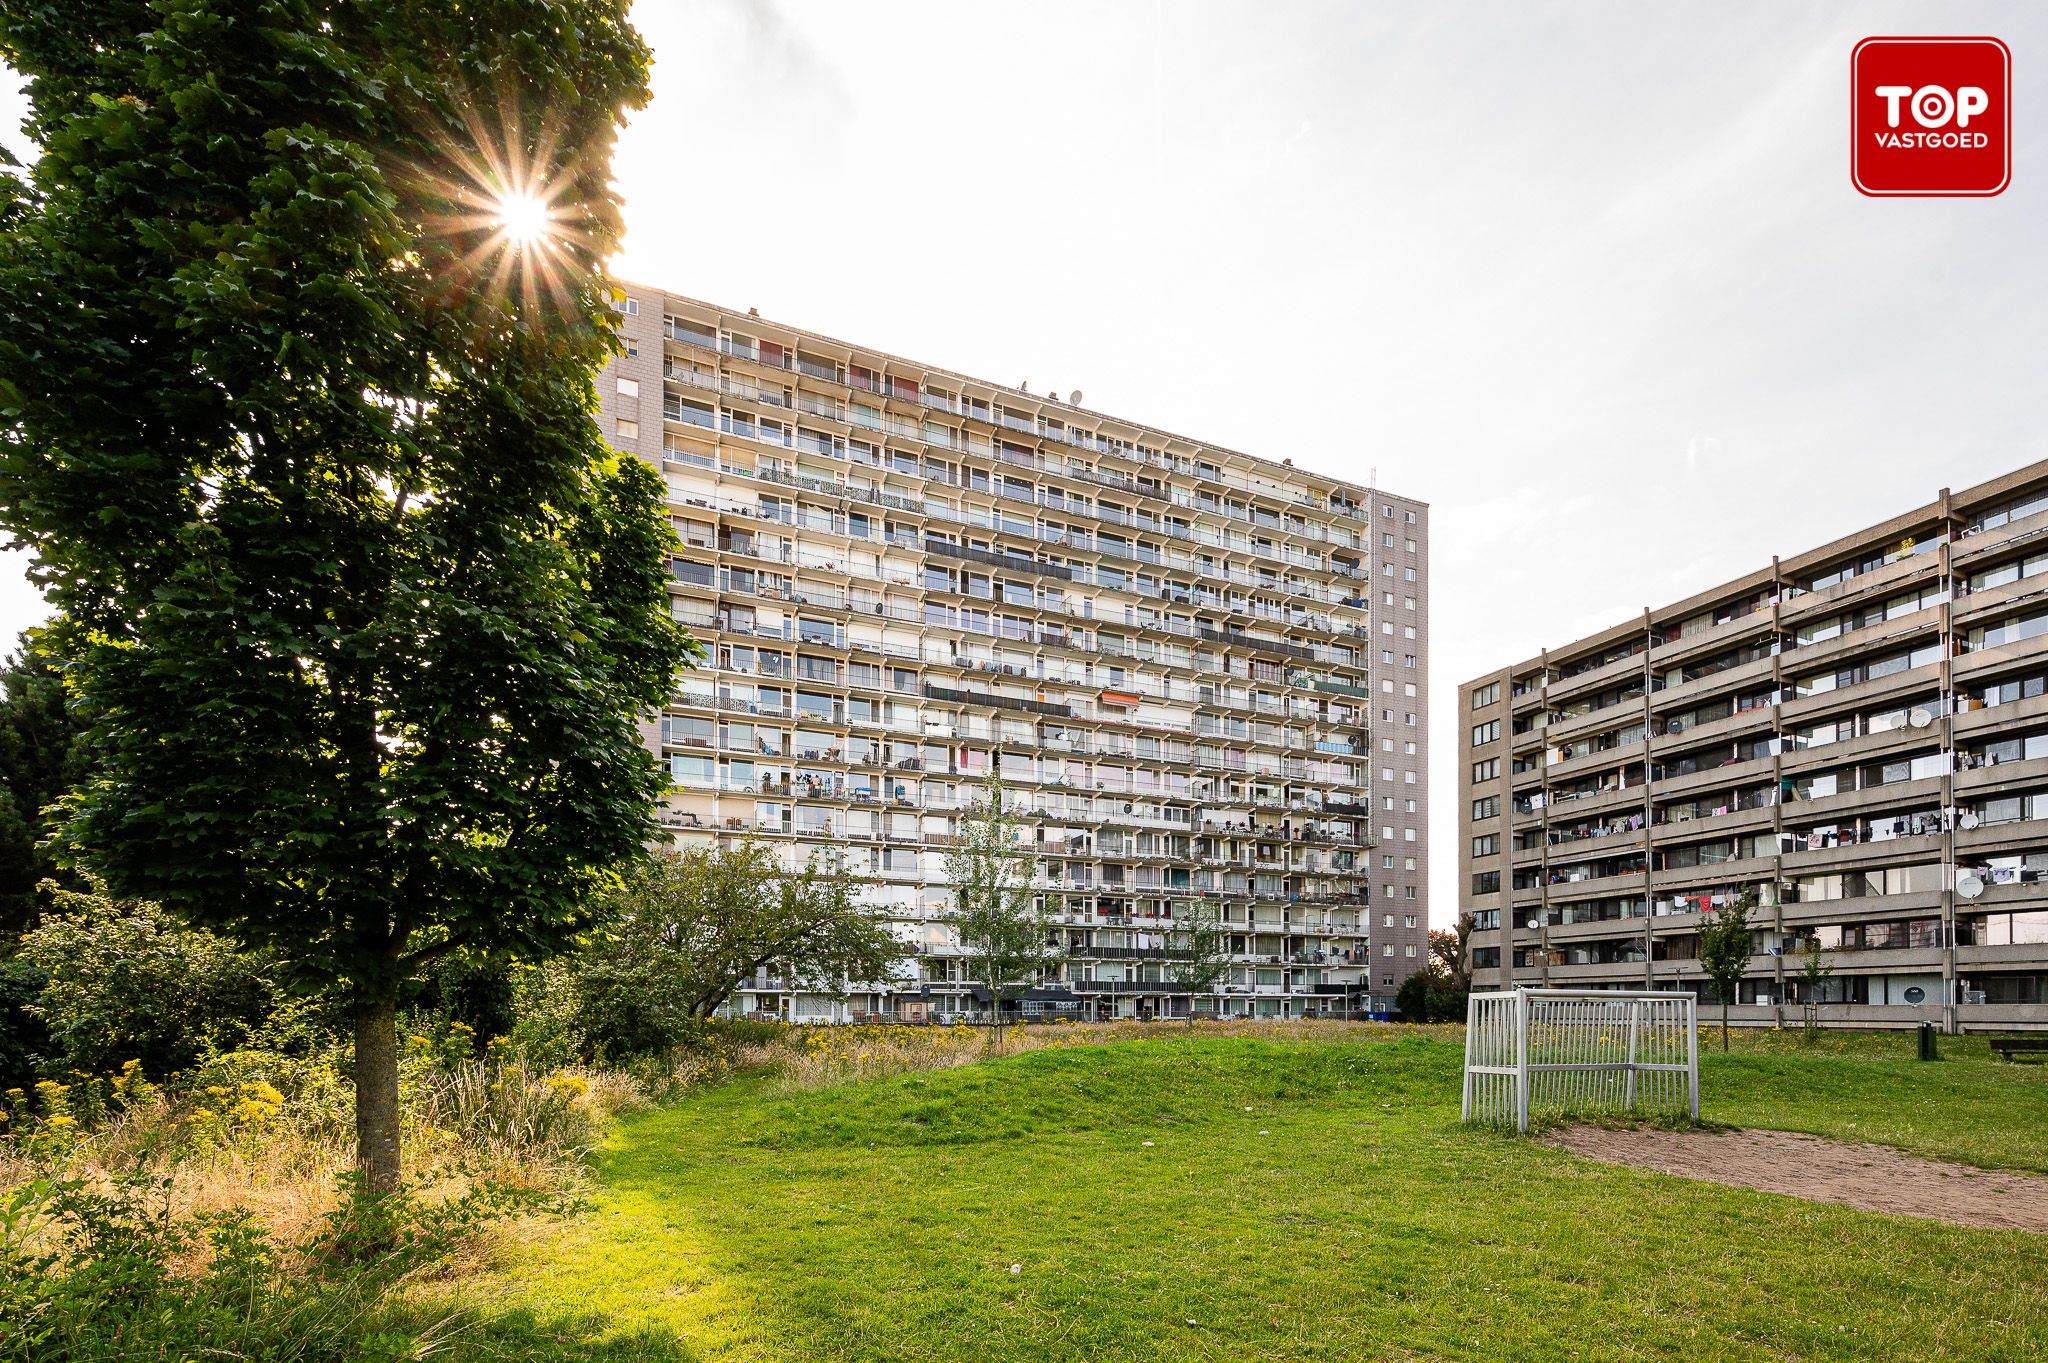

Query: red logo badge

[1852,37,2010,196]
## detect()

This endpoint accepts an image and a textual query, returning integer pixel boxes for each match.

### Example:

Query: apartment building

[1460,461,2048,1031]
[596,284,1430,1021]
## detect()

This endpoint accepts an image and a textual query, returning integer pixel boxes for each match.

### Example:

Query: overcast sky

[4,2,2044,923]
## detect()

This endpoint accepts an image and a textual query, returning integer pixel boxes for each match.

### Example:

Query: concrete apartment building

[1460,461,2048,1031]
[595,284,1429,1021]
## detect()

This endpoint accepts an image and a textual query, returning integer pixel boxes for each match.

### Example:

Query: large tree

[1429,910,1475,991]
[944,774,1058,1047]
[0,1,688,1194]
[573,841,906,1054]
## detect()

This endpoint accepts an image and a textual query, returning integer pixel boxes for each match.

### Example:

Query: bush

[1396,973,1468,1024]
[16,886,279,1078]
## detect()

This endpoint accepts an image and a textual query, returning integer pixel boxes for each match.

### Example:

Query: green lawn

[435,1030,2048,1362]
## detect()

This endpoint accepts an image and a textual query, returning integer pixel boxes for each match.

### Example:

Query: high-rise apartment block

[1460,462,2048,1030]
[596,285,1429,1021]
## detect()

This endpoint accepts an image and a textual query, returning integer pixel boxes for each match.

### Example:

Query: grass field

[428,1027,2048,1363]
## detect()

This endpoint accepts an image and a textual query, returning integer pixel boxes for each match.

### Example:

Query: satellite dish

[1960,812,1981,831]
[1908,707,1935,729]
[1957,873,1986,900]
[1069,389,1083,405]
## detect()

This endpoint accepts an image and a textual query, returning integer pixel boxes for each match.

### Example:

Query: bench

[1988,1038,2048,1063]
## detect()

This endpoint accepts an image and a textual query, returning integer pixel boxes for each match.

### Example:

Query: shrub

[16,886,279,1078]
[1396,973,1468,1024]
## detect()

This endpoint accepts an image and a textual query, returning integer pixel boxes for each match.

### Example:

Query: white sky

[4,2,2045,924]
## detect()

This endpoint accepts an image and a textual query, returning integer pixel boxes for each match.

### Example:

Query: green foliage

[944,776,1059,1041]
[1696,889,1756,1051]
[0,1166,558,1363]
[0,957,51,1093]
[0,1,683,1188]
[1395,971,1467,1023]
[16,884,278,1078]
[0,632,92,937]
[572,842,904,1059]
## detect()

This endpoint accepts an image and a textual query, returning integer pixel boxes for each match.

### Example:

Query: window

[1405,539,1417,553]
[611,295,638,315]
[1473,795,1499,819]
[1382,944,1395,956]
[1473,758,1499,781]
[617,376,639,398]
[1405,915,1417,929]
[1473,870,1501,894]
[1472,719,1501,745]
[616,418,639,440]
[1405,943,1417,957]
[1405,510,1417,524]
[1472,834,1499,856]
[1404,596,1416,610]
[1471,683,1499,709]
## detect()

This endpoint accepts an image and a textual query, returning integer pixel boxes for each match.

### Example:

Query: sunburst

[404,85,605,319]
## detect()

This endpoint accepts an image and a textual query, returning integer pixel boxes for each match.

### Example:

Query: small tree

[1165,899,1232,1026]
[1695,889,1756,1053]
[944,774,1058,1048]
[574,841,904,1055]
[1795,935,1833,1043]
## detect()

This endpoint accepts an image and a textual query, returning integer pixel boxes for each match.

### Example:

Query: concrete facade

[597,284,1429,1021]
[1460,461,2048,1031]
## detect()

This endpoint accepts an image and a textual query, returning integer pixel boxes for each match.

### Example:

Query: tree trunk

[354,993,402,1197]
[1720,998,1730,1053]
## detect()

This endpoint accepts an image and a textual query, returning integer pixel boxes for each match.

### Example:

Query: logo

[1853,37,2010,196]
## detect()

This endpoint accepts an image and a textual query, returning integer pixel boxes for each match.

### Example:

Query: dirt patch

[1550,1125,2048,1233]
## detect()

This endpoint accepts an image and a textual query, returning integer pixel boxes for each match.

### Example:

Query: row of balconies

[660,401,1373,581]
[665,338,1381,536]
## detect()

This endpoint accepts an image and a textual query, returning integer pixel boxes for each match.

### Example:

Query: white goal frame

[1462,988,1699,1132]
